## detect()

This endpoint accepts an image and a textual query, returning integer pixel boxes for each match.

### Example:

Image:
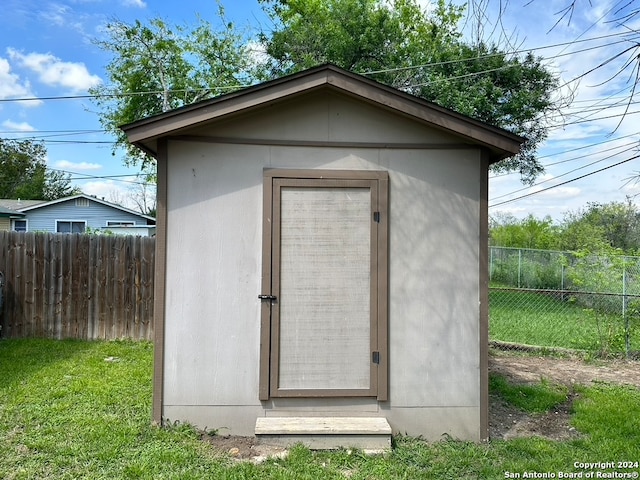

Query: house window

[107,221,135,227]
[56,221,86,234]
[75,198,90,207]
[12,219,27,232]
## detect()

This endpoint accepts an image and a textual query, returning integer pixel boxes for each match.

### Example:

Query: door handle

[258,294,277,301]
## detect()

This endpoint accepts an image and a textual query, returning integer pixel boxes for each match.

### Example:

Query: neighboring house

[0,194,155,236]
[122,64,524,446]
[0,205,25,231]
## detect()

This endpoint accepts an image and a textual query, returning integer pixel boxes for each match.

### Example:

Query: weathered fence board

[0,231,154,340]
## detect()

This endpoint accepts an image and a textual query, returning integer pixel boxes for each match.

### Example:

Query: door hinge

[372,351,380,364]
[373,211,380,223]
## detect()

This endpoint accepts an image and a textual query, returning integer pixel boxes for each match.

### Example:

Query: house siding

[23,199,151,233]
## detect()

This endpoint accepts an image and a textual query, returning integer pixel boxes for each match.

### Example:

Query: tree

[128,178,157,218]
[108,176,157,217]
[559,199,640,253]
[258,0,563,183]
[466,0,640,130]
[490,213,559,249]
[0,139,80,200]
[93,0,562,183]
[90,6,252,172]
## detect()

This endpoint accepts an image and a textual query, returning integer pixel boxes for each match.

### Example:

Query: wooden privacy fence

[0,231,154,340]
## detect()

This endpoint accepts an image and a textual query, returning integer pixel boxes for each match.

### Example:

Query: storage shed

[122,64,524,445]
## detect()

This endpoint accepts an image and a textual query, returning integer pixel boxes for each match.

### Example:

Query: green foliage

[565,249,626,294]
[413,44,558,185]
[94,0,562,183]
[557,215,610,252]
[490,247,566,289]
[560,199,640,252]
[490,200,640,255]
[489,374,568,413]
[259,0,464,76]
[84,226,113,235]
[571,383,640,458]
[491,213,560,250]
[90,6,252,172]
[490,246,640,356]
[259,0,561,183]
[0,139,80,200]
[489,289,613,351]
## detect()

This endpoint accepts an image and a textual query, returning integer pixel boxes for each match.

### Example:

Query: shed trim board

[152,138,168,424]
[165,135,485,150]
[122,64,523,163]
[259,170,389,401]
[479,150,491,440]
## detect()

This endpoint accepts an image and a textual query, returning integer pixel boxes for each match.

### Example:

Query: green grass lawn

[1,339,639,479]
[490,288,640,355]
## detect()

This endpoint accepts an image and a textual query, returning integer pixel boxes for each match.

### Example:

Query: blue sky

[1,0,639,221]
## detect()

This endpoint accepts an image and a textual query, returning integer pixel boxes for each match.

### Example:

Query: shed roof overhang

[121,64,525,164]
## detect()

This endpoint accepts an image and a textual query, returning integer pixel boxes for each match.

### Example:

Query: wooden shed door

[259,171,388,400]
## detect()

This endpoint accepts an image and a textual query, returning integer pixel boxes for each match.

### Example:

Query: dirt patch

[201,433,288,464]
[488,354,640,441]
[488,391,582,441]
[200,355,640,457]
[489,354,640,389]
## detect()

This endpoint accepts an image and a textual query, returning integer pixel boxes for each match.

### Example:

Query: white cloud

[1,119,35,131]
[39,3,71,27]
[532,185,582,199]
[0,57,41,106]
[121,0,146,7]
[55,160,102,171]
[7,48,101,92]
[36,3,93,39]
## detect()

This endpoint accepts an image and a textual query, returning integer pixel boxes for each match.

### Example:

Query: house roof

[0,199,46,211]
[0,194,155,223]
[0,205,25,218]
[121,64,524,164]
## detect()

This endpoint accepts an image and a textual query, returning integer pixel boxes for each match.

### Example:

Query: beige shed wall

[161,93,484,440]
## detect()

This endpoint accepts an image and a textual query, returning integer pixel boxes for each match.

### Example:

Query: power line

[0,84,249,104]
[562,108,640,126]
[544,140,639,167]
[540,132,640,160]
[490,153,640,208]
[0,31,636,105]
[489,134,640,179]
[363,30,636,75]
[47,167,153,185]
[0,129,102,136]
[491,144,638,201]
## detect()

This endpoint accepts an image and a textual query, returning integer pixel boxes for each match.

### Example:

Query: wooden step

[255,417,392,451]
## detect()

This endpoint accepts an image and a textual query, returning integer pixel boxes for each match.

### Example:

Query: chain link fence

[489,246,640,359]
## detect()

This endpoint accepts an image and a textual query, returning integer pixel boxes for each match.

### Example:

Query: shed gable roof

[122,64,524,163]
